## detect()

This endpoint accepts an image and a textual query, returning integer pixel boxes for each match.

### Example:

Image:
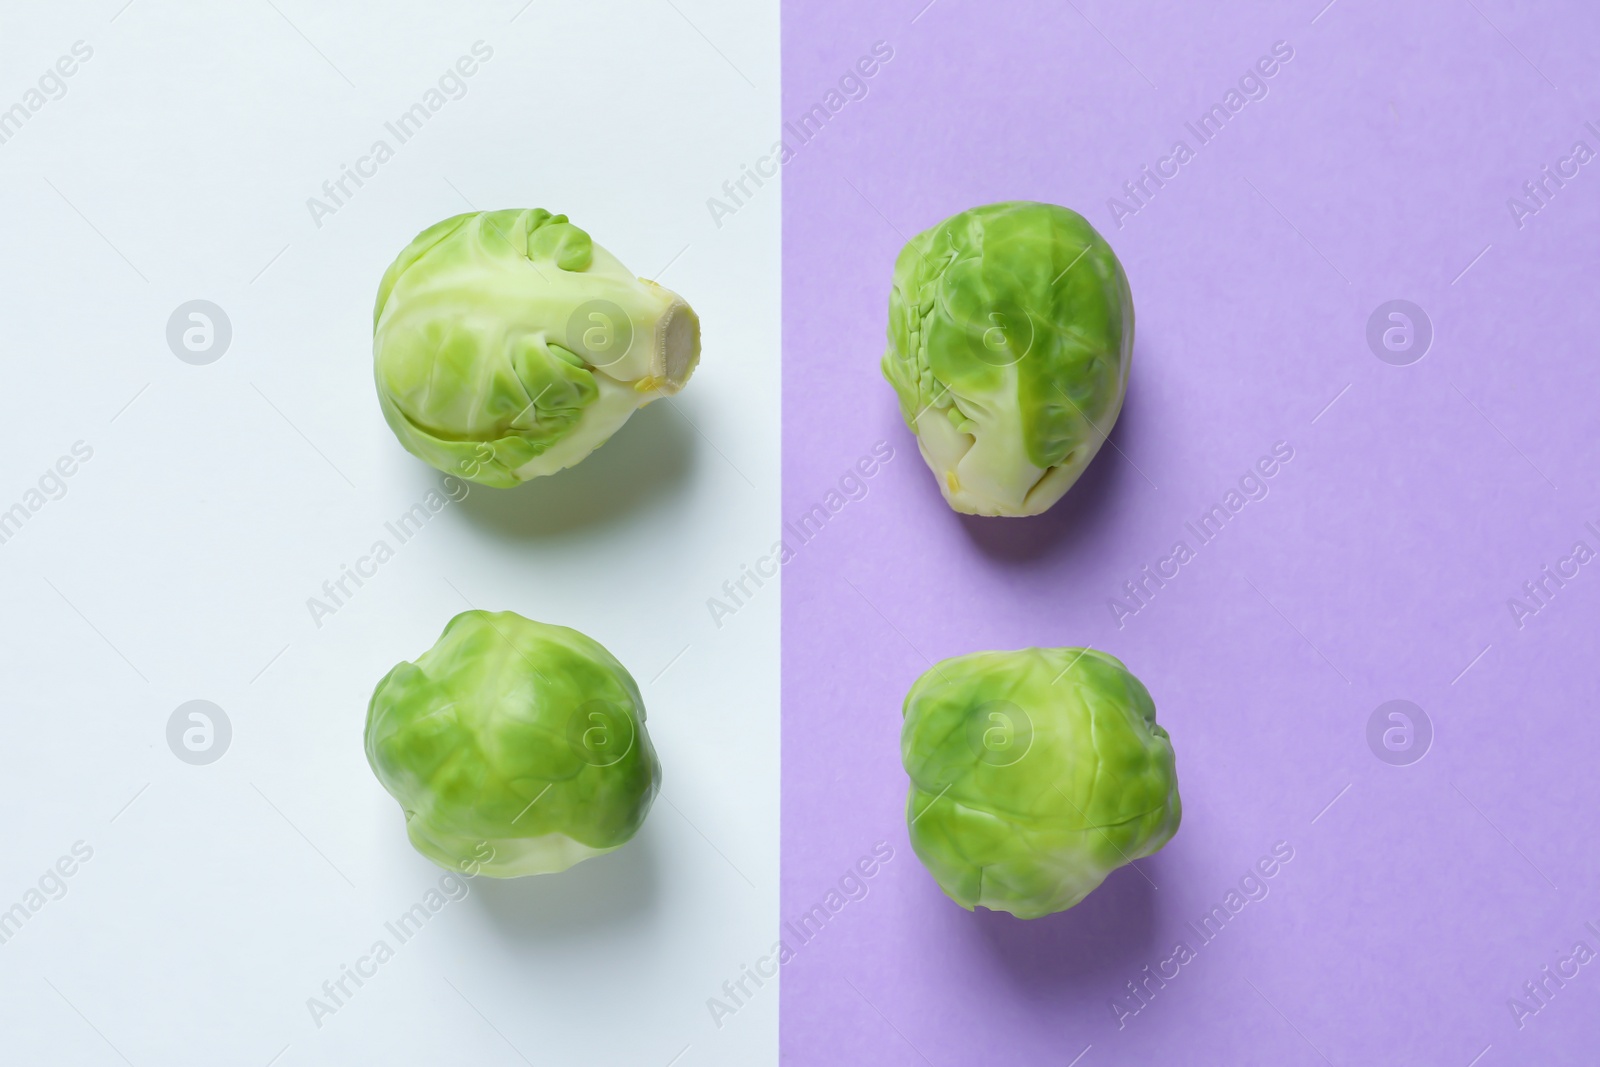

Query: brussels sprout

[881,201,1133,517]
[900,647,1179,918]
[365,610,660,877]
[373,209,701,487]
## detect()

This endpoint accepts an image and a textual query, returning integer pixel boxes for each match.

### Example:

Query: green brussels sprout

[373,209,701,488]
[881,201,1133,517]
[900,647,1179,918]
[365,610,660,877]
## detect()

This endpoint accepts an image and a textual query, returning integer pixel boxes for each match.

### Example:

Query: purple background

[780,1,1600,1063]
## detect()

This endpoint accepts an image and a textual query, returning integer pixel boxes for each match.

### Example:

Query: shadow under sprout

[963,858,1166,994]
[465,829,662,940]
[454,397,696,539]
[955,371,1153,566]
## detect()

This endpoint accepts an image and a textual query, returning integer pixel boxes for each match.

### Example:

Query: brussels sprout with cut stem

[374,209,700,487]
[882,201,1133,517]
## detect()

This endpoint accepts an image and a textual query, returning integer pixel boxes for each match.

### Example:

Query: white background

[0,1,779,1064]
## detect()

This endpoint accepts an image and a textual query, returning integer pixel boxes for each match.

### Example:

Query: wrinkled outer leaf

[366,610,661,877]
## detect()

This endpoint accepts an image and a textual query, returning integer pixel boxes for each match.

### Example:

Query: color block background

[781,1,1600,1063]
[0,2,779,1064]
